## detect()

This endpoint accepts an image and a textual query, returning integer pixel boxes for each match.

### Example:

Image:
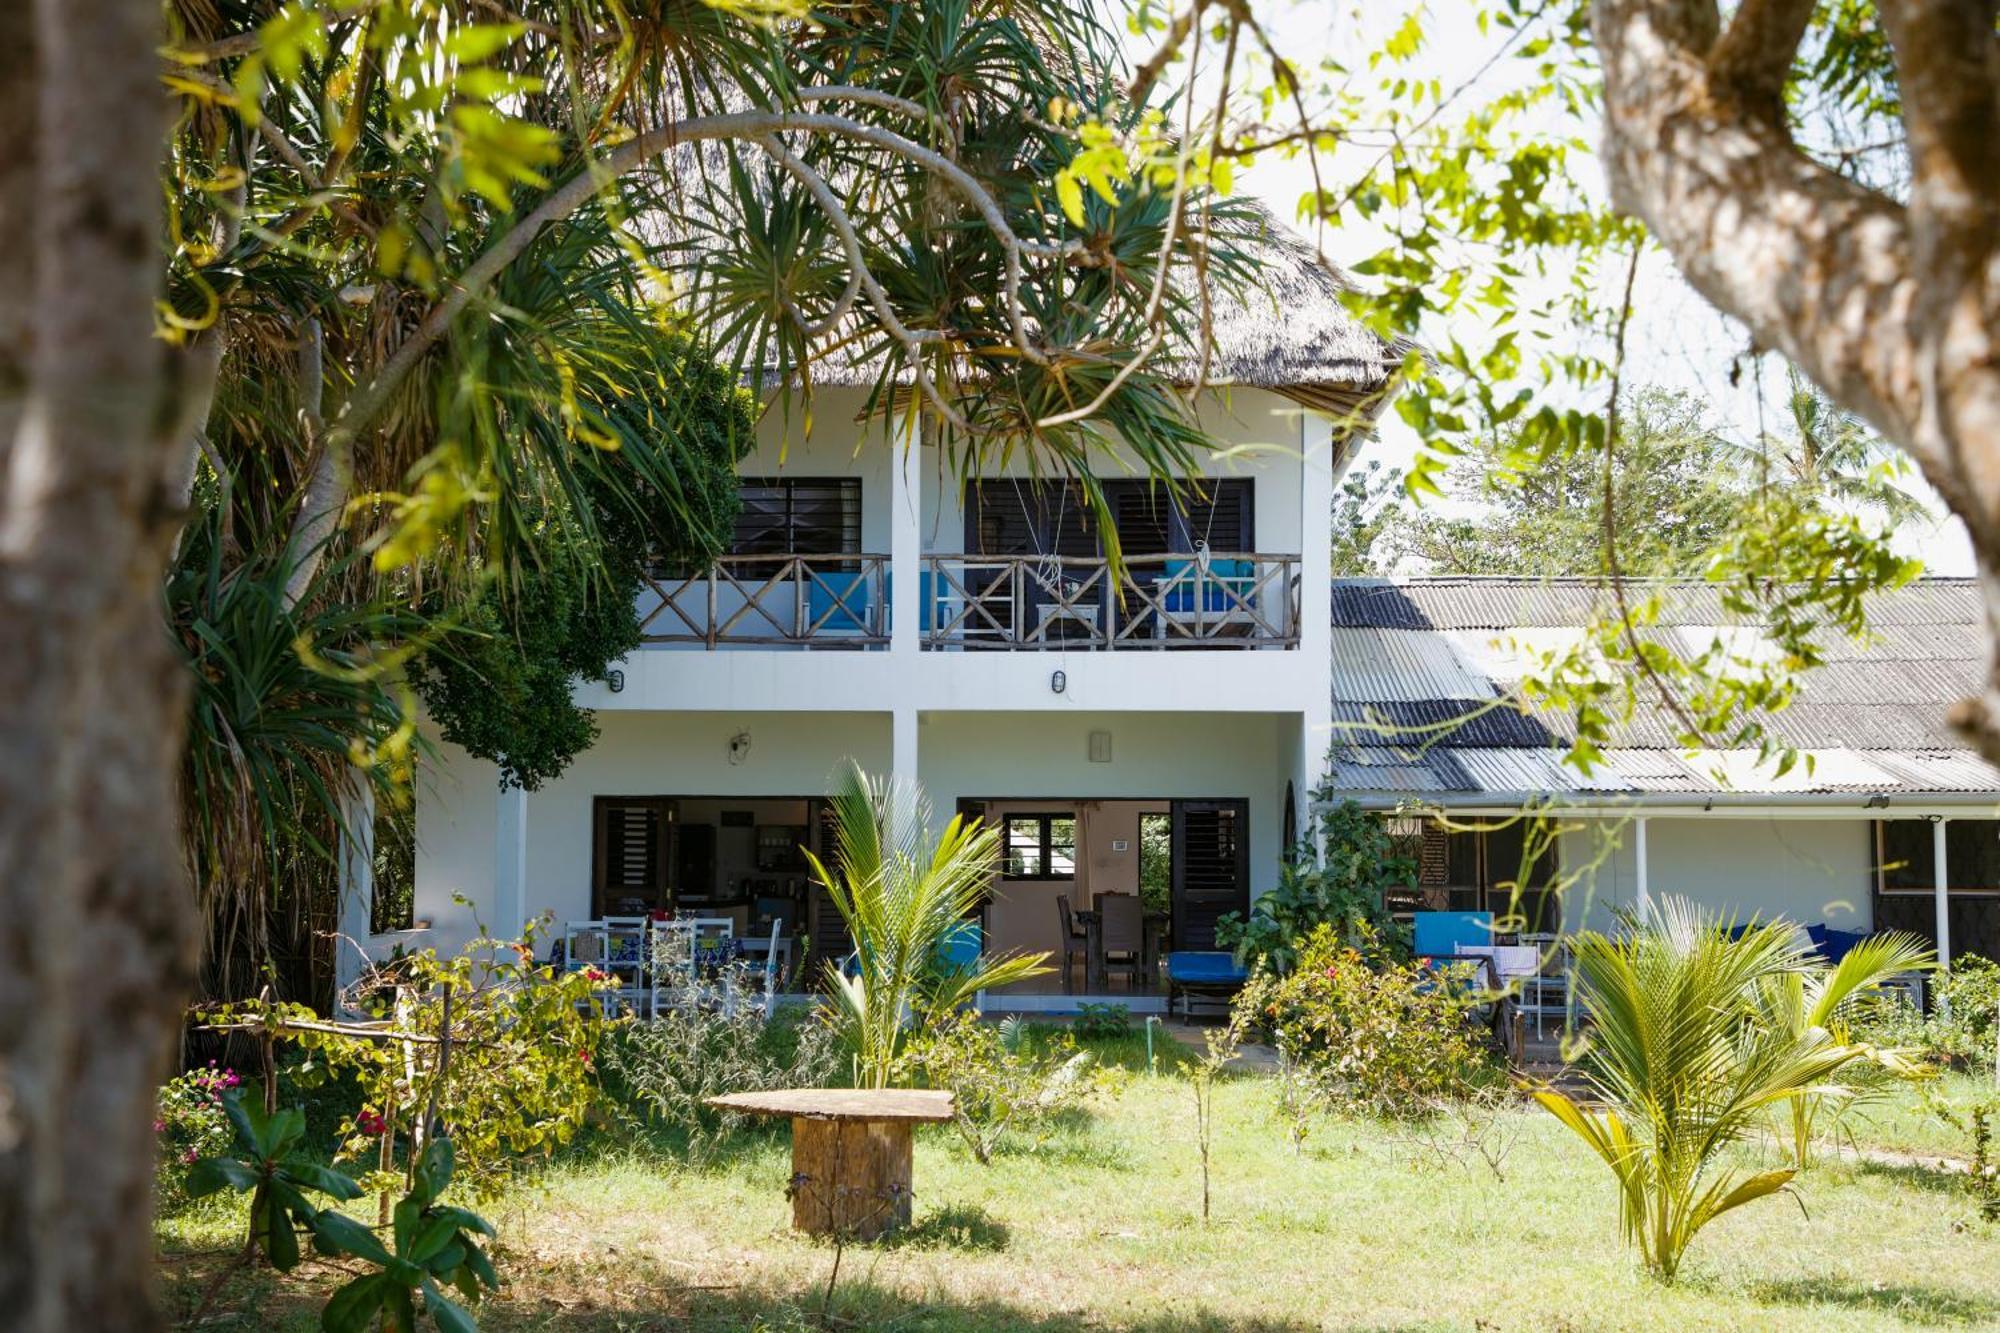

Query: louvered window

[732,478,861,557]
[1171,800,1249,950]
[592,797,673,916]
[964,478,1252,557]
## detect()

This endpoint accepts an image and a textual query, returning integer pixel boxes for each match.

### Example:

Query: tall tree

[0,0,1273,1322]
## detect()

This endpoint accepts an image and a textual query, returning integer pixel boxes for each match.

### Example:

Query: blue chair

[807,570,876,634]
[1165,951,1250,1019]
[936,919,982,971]
[1161,558,1256,614]
[884,571,941,634]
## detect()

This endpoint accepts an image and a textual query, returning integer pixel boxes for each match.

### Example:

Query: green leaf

[312,1210,395,1267]
[287,1161,365,1201]
[186,1156,259,1197]
[422,1279,481,1333]
[1055,172,1085,228]
[321,1275,388,1333]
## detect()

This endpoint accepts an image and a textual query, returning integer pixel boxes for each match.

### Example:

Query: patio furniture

[704,1088,955,1239]
[1164,950,1249,1018]
[1157,554,1259,640]
[563,918,650,1016]
[1512,932,1573,1038]
[1056,895,1088,993]
[1087,894,1147,991]
[1413,910,1495,962]
[648,916,736,1017]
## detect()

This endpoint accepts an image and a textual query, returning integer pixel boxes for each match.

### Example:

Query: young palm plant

[1535,898,1879,1281]
[806,762,1049,1088]
[1753,931,1934,1168]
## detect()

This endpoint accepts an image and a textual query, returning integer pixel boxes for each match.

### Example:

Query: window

[731,478,861,557]
[1879,819,2000,894]
[1002,814,1077,879]
[963,479,1254,558]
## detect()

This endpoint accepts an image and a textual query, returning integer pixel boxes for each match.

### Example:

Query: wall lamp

[1050,669,1067,695]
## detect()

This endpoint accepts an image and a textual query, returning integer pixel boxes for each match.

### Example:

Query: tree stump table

[705,1088,955,1240]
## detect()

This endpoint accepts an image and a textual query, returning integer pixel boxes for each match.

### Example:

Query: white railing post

[1634,815,1650,920]
[1934,815,1953,995]
[334,774,375,1012]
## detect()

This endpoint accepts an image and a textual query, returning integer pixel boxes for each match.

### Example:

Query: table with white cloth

[1454,943,1542,992]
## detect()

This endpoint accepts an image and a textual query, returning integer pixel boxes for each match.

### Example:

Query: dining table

[1074,906,1171,991]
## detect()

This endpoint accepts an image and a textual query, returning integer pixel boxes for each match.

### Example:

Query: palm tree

[806,762,1049,1088]
[1752,931,1934,1168]
[1534,898,1882,1281]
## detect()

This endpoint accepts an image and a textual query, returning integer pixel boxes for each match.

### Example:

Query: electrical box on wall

[1087,730,1112,763]
[1111,839,1129,852]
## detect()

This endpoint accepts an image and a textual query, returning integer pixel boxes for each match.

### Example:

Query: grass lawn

[159,1031,2000,1331]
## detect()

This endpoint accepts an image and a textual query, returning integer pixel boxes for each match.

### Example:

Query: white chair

[1514,932,1573,1039]
[562,919,648,1018]
[647,916,737,1017]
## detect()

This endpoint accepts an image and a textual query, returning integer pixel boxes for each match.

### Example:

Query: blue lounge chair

[1165,951,1249,1019]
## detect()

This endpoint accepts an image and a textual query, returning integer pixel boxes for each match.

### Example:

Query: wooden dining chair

[1056,895,1088,994]
[1096,894,1146,989]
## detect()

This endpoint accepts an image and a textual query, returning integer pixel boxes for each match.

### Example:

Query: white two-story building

[391,225,1403,1011]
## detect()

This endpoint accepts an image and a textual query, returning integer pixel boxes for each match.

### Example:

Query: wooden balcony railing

[637,554,889,647]
[922,552,1300,650]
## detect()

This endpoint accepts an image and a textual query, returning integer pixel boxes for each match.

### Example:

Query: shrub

[1854,954,2000,1072]
[1237,923,1500,1119]
[600,1005,843,1159]
[1216,800,1408,974]
[901,1013,1110,1164]
[155,1062,242,1211]
[1072,1002,1131,1040]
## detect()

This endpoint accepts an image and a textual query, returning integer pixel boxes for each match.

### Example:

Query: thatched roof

[788,201,1411,418]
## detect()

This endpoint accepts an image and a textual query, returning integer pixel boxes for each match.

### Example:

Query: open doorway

[960,797,1249,998]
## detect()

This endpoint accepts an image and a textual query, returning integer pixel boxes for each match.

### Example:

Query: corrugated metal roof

[1326,576,2000,802]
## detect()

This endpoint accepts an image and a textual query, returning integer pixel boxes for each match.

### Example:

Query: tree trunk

[0,0,187,1326]
[1590,0,2000,764]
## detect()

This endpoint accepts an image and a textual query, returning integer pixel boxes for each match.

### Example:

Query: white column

[495,783,528,939]
[1934,816,1953,977]
[891,706,919,797]
[1299,413,1336,868]
[889,419,921,657]
[333,775,376,1012]
[1633,815,1650,920]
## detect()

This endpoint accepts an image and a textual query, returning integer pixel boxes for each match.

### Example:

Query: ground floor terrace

[394,709,1315,1012]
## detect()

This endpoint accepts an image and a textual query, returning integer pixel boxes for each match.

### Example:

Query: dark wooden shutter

[1110,481,1174,556]
[1178,479,1254,552]
[806,798,852,983]
[1171,799,1250,951]
[592,798,673,916]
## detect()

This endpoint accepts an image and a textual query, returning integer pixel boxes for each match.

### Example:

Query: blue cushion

[1820,927,1867,963]
[1166,951,1249,986]
[878,571,939,633]
[1160,559,1256,614]
[808,571,872,633]
[1414,911,1494,958]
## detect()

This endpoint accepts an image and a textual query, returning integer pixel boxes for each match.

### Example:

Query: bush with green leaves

[187,1091,366,1272]
[217,918,612,1203]
[1216,799,1408,975]
[314,1139,499,1333]
[901,1013,1110,1165]
[1854,954,2000,1073]
[154,1062,243,1212]
[1236,923,1500,1120]
[1072,1003,1132,1040]
[599,1005,843,1159]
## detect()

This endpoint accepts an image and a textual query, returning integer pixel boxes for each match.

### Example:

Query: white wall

[920,709,1291,902]
[414,711,890,956]
[1560,815,1874,934]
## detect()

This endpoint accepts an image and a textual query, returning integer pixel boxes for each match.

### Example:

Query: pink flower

[153,1119,167,1134]
[355,1109,388,1137]
[181,1149,197,1164]
[583,967,611,983]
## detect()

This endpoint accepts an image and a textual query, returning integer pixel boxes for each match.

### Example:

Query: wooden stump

[789,1116,914,1240]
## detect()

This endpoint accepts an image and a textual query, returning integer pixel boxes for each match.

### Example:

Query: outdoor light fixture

[606,668,625,693]
[1864,793,1890,809]
[727,731,752,765]
[1050,669,1066,694]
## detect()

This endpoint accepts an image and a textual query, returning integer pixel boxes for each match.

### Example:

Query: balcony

[636,552,1300,650]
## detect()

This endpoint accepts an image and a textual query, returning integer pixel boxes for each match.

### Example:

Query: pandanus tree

[1535,899,1896,1281]
[807,762,1049,1088]
[1,0,1279,1320]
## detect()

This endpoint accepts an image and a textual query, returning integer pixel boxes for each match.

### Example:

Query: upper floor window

[966,479,1253,558]
[732,478,862,557]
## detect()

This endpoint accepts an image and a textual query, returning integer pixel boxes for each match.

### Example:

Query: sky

[1176,0,1977,576]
